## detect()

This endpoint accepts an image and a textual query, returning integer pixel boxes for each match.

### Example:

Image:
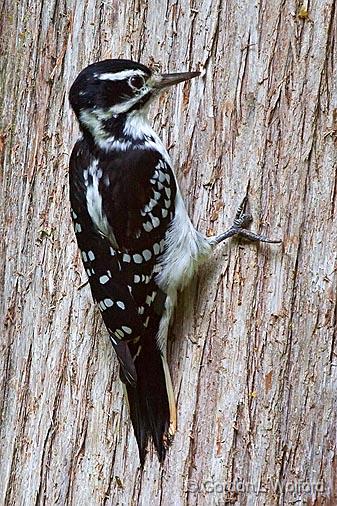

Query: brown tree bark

[1,1,336,505]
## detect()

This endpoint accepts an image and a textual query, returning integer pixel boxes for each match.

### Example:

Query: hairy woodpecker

[68,59,280,464]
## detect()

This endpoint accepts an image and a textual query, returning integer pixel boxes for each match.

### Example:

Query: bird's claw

[210,195,281,245]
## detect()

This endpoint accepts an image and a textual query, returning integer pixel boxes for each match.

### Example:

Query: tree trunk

[1,1,336,504]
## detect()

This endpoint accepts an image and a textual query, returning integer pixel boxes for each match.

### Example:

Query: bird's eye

[129,75,145,90]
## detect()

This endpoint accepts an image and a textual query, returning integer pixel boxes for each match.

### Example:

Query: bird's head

[69,59,200,142]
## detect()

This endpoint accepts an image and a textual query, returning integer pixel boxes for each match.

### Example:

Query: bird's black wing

[69,138,176,384]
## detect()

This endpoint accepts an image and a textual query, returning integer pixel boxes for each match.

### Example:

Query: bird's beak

[152,71,200,89]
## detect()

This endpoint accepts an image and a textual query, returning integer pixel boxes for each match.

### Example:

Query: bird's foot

[210,195,281,245]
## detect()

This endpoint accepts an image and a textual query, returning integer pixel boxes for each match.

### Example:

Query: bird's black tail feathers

[122,334,175,465]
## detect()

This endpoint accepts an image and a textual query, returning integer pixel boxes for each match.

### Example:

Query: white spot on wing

[146,291,157,306]
[143,221,153,232]
[157,170,166,183]
[142,249,152,261]
[150,215,160,228]
[133,254,143,264]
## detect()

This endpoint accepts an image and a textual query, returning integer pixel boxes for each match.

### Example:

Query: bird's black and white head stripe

[69,60,152,118]
[69,59,199,149]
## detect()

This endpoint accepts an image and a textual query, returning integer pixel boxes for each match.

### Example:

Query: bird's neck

[79,109,160,152]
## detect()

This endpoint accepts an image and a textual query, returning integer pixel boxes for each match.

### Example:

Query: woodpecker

[68,59,280,464]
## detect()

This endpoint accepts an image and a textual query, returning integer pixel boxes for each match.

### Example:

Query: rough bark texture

[1,1,336,505]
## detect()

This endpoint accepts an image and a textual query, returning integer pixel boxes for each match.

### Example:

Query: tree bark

[1,0,336,505]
